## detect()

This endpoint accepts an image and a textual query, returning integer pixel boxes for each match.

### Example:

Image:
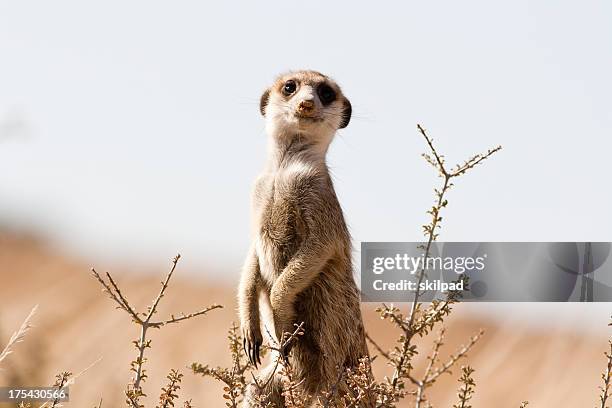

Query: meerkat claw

[255,341,261,365]
[251,342,259,368]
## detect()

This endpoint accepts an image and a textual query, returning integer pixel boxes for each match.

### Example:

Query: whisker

[265,101,374,128]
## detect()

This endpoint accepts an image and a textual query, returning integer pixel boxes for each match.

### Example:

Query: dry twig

[599,340,612,408]
[92,254,222,407]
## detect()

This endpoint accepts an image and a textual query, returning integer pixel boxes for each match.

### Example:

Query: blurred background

[1,1,611,406]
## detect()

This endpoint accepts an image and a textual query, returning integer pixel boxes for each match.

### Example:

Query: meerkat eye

[318,84,336,105]
[282,80,297,95]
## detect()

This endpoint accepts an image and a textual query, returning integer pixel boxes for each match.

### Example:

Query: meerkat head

[259,70,352,146]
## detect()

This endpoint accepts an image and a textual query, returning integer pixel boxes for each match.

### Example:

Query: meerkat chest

[253,165,316,280]
[256,174,306,248]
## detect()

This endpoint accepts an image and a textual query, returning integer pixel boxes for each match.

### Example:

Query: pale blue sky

[0,1,610,278]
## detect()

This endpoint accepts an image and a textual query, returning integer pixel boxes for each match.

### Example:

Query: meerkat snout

[296,99,315,116]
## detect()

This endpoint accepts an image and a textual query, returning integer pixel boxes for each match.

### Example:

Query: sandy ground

[0,233,610,407]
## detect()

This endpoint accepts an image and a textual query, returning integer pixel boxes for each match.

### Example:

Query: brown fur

[238,71,372,407]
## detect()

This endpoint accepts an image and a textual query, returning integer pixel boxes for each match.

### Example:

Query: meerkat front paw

[270,302,295,347]
[242,318,263,367]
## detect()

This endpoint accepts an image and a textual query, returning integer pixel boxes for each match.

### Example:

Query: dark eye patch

[282,80,297,96]
[318,84,336,105]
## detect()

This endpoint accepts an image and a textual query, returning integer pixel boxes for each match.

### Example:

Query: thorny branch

[599,340,612,408]
[192,323,260,408]
[425,329,484,384]
[373,125,500,406]
[452,366,476,408]
[157,369,184,408]
[91,254,222,407]
[410,124,501,326]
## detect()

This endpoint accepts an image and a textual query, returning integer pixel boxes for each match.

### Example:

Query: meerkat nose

[297,100,315,115]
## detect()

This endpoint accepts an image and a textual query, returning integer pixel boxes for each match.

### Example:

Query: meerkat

[238,70,373,407]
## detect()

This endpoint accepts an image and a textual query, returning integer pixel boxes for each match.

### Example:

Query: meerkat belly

[256,194,304,285]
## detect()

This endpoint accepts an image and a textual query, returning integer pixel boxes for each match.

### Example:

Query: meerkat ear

[339,98,352,129]
[260,88,271,116]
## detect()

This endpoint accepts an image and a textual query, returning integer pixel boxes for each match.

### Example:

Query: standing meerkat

[238,70,372,407]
